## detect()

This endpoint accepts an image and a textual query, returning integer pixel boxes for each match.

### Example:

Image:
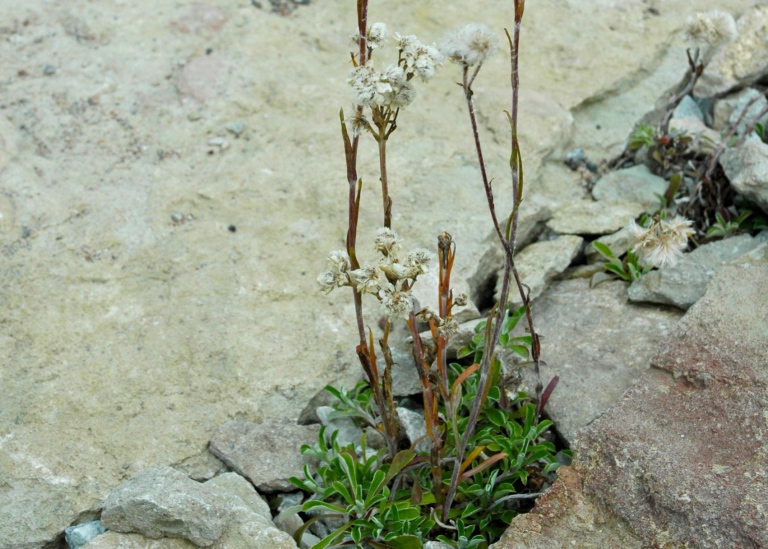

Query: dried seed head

[395,33,443,82]
[349,266,381,294]
[346,109,371,137]
[684,10,737,46]
[374,227,402,256]
[351,22,388,49]
[379,285,413,321]
[442,23,498,66]
[405,249,431,276]
[453,293,469,307]
[627,215,694,269]
[316,250,352,294]
[437,317,459,340]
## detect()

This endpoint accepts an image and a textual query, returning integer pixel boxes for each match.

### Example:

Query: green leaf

[485,408,507,427]
[457,346,473,359]
[591,240,616,260]
[331,480,355,506]
[508,344,530,359]
[339,451,358,493]
[309,519,354,549]
[363,469,387,508]
[383,449,416,485]
[302,500,347,515]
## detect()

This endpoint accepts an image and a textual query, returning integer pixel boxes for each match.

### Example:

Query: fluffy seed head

[442,23,498,66]
[395,33,443,82]
[379,285,413,321]
[627,216,694,269]
[351,22,388,49]
[684,10,737,46]
[374,227,402,256]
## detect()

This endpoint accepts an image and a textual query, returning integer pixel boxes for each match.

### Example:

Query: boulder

[720,139,768,214]
[547,200,645,235]
[591,165,668,211]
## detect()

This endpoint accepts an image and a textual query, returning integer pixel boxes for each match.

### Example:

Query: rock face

[628,233,767,309]
[209,421,320,493]
[515,279,682,444]
[497,265,768,548]
[547,200,644,236]
[720,139,768,214]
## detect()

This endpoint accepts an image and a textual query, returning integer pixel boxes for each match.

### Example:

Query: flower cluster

[317,229,432,322]
[442,23,498,66]
[348,63,416,109]
[684,10,737,47]
[351,22,388,49]
[626,215,694,269]
[394,34,442,82]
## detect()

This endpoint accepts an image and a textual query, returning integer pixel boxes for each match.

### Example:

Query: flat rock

[584,228,631,263]
[695,5,768,97]
[628,233,767,309]
[496,235,584,308]
[574,265,768,547]
[209,421,320,493]
[101,466,227,546]
[592,165,668,211]
[547,200,644,235]
[316,406,363,448]
[713,87,768,131]
[515,279,682,444]
[395,407,429,453]
[720,139,768,214]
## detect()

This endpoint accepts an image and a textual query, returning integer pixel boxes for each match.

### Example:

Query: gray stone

[628,233,766,309]
[592,165,668,211]
[514,279,682,444]
[667,116,721,154]
[316,406,363,448]
[547,200,645,235]
[672,95,704,122]
[720,139,768,213]
[204,472,271,521]
[695,5,768,97]
[425,542,455,549]
[411,265,480,326]
[101,466,227,546]
[225,122,246,137]
[497,235,584,308]
[388,345,424,397]
[297,387,341,426]
[273,491,304,514]
[713,88,768,132]
[395,407,430,453]
[65,520,106,549]
[209,421,320,493]
[172,450,228,482]
[585,228,630,264]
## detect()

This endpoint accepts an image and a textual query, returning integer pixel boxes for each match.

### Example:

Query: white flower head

[317,250,351,294]
[437,317,459,340]
[395,33,443,82]
[390,81,416,108]
[684,10,737,47]
[351,22,388,49]
[379,285,413,321]
[453,292,469,307]
[379,259,417,281]
[374,227,402,256]
[349,265,381,294]
[347,63,415,108]
[442,23,498,66]
[627,215,694,269]
[405,249,431,276]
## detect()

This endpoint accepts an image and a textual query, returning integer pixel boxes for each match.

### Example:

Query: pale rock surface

[316,405,363,448]
[514,279,682,444]
[0,0,758,546]
[719,138,768,213]
[591,164,667,211]
[694,5,768,97]
[209,422,320,493]
[395,407,430,453]
[495,235,583,308]
[668,116,721,154]
[101,467,227,546]
[628,233,767,309]
[713,87,768,131]
[172,450,228,483]
[547,200,644,235]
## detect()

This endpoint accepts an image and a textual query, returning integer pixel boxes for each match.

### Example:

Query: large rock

[720,139,768,214]
[101,467,227,546]
[628,233,767,309]
[494,263,768,548]
[209,422,320,493]
[515,279,682,444]
[694,5,768,97]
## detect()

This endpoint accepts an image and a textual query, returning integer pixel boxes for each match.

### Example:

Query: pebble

[42,65,56,75]
[225,121,246,137]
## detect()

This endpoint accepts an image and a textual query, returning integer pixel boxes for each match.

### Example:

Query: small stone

[187,111,203,121]
[592,165,668,211]
[720,138,768,214]
[225,121,246,137]
[209,421,320,492]
[171,212,184,223]
[42,64,56,75]
[585,228,631,264]
[547,200,645,236]
[207,136,227,147]
[671,95,704,122]
[395,407,430,452]
[316,406,363,448]
[564,148,586,170]
[297,386,340,425]
[64,520,106,549]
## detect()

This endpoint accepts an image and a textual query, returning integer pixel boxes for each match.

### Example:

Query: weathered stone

[720,139,768,213]
[592,165,668,211]
[411,266,480,325]
[695,5,768,97]
[101,466,227,546]
[489,466,643,549]
[668,116,721,154]
[395,407,430,453]
[496,235,583,308]
[209,422,320,493]
[172,450,228,482]
[584,228,630,264]
[65,520,106,549]
[672,95,704,122]
[575,265,768,548]
[514,279,682,444]
[297,387,342,426]
[204,472,271,521]
[547,200,644,235]
[713,87,767,131]
[628,233,767,309]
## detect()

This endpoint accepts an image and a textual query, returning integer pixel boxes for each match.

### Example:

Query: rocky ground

[0,0,766,548]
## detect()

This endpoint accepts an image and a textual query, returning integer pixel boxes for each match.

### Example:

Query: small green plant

[591,241,650,282]
[754,122,768,144]
[628,123,654,150]
[705,210,752,239]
